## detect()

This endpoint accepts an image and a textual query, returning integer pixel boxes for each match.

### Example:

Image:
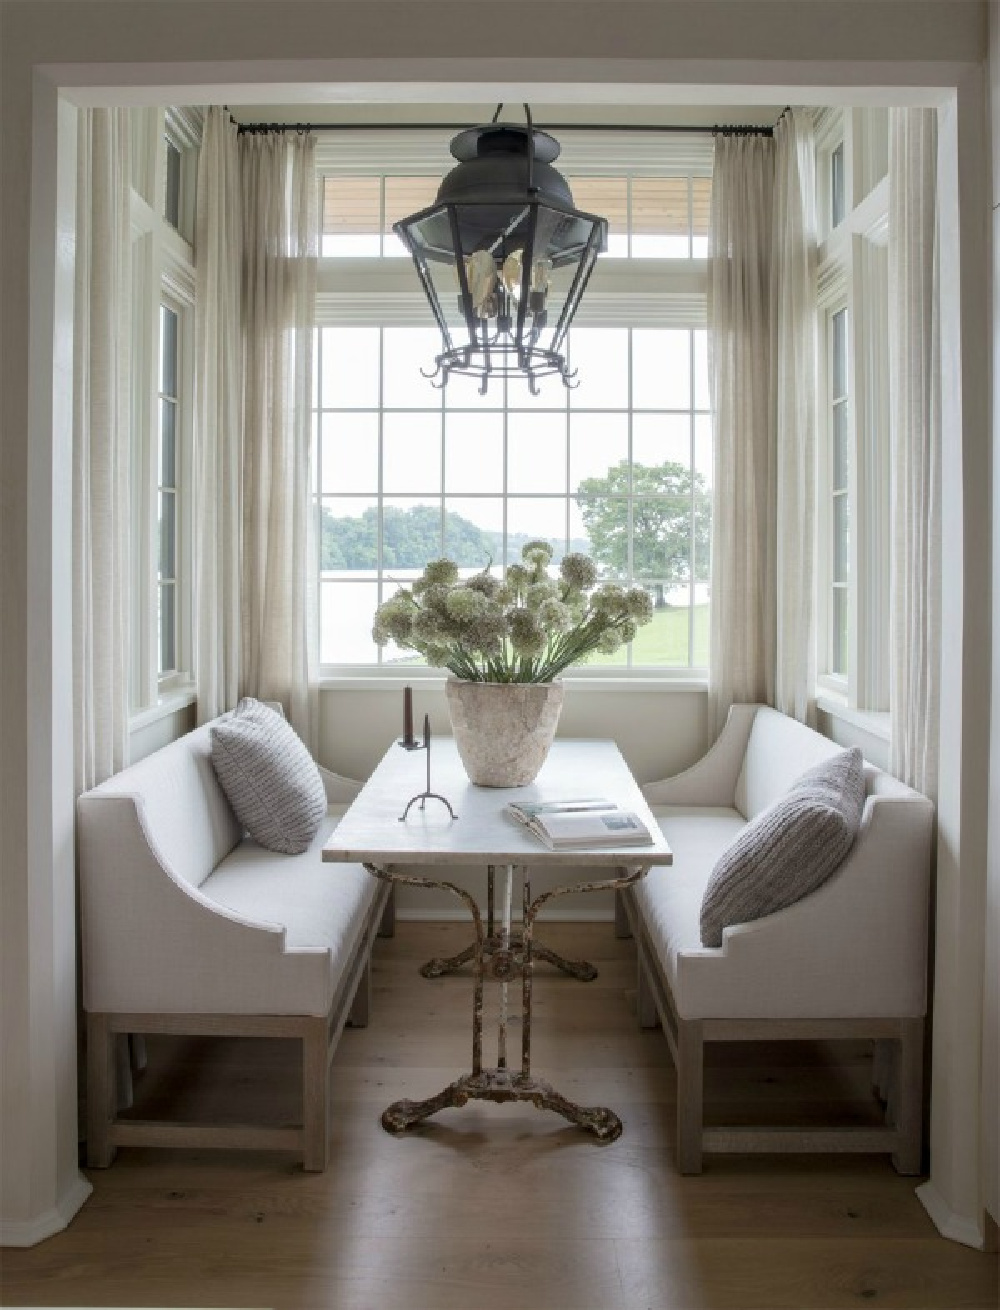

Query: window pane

[445,413,503,492]
[322,176,381,257]
[693,330,710,410]
[631,177,690,258]
[159,398,176,487]
[445,369,503,410]
[163,140,181,229]
[158,581,175,674]
[831,144,845,229]
[570,413,628,492]
[507,415,567,493]
[692,493,712,583]
[444,497,503,567]
[632,330,691,409]
[321,327,380,408]
[506,497,567,559]
[384,329,443,408]
[321,413,378,494]
[694,415,713,491]
[832,308,848,400]
[158,489,175,577]
[506,369,566,410]
[383,497,442,568]
[833,492,849,584]
[383,413,441,494]
[630,601,691,669]
[159,305,178,397]
[572,497,627,576]
[567,176,627,257]
[832,587,849,675]
[631,497,694,586]
[832,401,849,491]
[632,413,691,473]
[320,496,378,572]
[384,176,440,256]
[320,581,380,662]
[569,329,628,409]
[691,178,711,257]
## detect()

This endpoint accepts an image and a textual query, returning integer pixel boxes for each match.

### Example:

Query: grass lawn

[585,602,709,669]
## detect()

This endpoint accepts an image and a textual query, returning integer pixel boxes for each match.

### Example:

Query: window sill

[129,683,197,734]
[320,670,708,695]
[815,690,890,743]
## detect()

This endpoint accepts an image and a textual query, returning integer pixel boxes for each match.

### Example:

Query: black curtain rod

[234,119,776,138]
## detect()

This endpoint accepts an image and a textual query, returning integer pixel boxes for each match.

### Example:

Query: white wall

[0,0,991,1250]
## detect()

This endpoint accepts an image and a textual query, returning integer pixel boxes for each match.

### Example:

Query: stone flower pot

[444,678,565,787]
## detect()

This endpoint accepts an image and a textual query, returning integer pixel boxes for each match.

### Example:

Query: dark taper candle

[423,713,431,748]
[403,685,414,745]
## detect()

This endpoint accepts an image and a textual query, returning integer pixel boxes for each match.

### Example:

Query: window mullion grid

[688,330,696,668]
[626,329,634,668]
[377,329,385,664]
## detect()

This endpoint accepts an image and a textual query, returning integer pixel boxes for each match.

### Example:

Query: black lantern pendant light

[393,104,608,394]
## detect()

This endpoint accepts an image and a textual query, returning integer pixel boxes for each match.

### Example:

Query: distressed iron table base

[363,859,652,1143]
[419,934,598,982]
[419,864,599,982]
[381,1068,622,1142]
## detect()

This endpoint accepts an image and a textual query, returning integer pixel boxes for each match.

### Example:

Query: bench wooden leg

[614,889,632,939]
[86,1013,117,1168]
[302,1017,331,1172]
[378,885,396,938]
[348,958,372,1028]
[676,1017,704,1175]
[892,1016,925,1175]
[637,950,659,1030]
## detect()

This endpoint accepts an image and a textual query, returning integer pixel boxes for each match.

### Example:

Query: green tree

[576,460,711,603]
[320,504,495,570]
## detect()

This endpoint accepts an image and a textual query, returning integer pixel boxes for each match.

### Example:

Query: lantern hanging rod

[233,118,778,137]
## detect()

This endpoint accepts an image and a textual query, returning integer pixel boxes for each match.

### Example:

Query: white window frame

[313,129,714,683]
[128,108,199,718]
[815,109,891,718]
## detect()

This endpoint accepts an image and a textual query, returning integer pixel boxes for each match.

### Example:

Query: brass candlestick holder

[399,714,457,822]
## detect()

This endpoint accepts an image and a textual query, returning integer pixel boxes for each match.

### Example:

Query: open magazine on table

[503,797,654,850]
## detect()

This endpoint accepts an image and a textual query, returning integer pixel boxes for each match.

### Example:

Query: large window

[315,130,713,677]
[314,325,711,671]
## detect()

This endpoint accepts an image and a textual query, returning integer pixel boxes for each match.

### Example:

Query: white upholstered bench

[77,717,393,1171]
[619,704,934,1174]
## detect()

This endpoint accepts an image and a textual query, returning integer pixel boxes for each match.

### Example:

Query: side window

[828,305,850,680]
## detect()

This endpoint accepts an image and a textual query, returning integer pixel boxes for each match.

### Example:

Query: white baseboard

[916,1180,989,1249]
[0,1172,92,1248]
[395,907,615,922]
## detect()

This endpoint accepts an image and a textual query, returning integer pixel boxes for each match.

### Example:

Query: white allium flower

[422,558,460,587]
[525,580,558,609]
[560,552,598,591]
[537,599,572,633]
[445,587,488,622]
[625,586,654,624]
[597,628,623,654]
[521,539,554,566]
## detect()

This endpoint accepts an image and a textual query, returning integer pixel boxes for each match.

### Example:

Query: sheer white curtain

[769,109,818,724]
[239,131,319,750]
[72,109,132,793]
[708,133,775,735]
[193,107,244,724]
[888,108,941,797]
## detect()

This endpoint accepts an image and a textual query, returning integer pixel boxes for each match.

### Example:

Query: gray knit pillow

[699,747,866,948]
[210,698,327,855]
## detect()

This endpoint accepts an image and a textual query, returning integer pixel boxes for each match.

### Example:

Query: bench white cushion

[204,813,376,1015]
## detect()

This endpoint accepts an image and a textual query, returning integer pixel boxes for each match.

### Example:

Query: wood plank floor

[2,922,997,1309]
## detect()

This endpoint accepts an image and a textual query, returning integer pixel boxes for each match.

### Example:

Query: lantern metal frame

[392,104,608,395]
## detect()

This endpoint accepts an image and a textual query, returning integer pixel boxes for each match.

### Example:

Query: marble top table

[323,737,673,1142]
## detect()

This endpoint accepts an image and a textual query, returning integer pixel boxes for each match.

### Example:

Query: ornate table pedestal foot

[418,864,599,982]
[381,1069,622,1143]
